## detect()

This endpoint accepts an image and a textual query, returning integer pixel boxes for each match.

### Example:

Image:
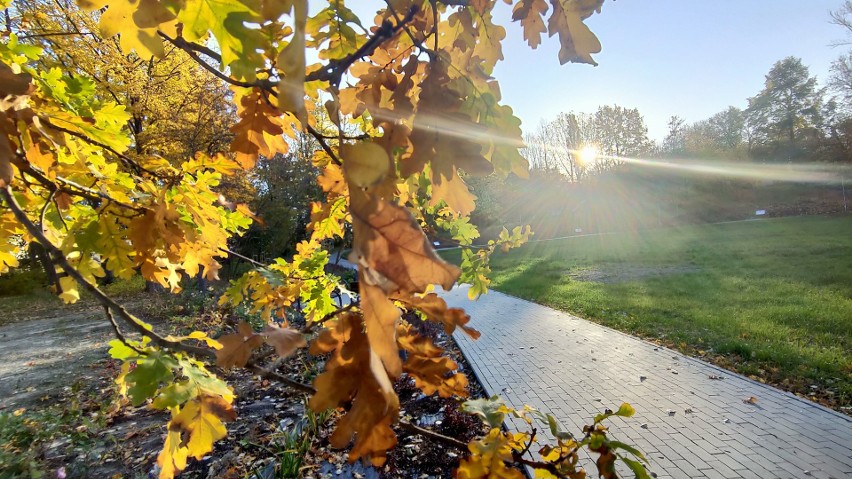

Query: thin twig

[519,427,536,456]
[104,306,145,355]
[398,420,468,448]
[305,4,421,86]
[41,118,167,179]
[158,32,272,91]
[244,362,316,395]
[300,302,355,334]
[219,247,268,269]
[39,189,56,233]
[306,124,343,165]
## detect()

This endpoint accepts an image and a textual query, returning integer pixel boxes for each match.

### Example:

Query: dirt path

[0,304,117,410]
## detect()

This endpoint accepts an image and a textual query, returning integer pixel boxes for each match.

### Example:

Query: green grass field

[446,215,852,409]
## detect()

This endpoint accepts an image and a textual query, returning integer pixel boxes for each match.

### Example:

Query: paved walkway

[444,285,852,479]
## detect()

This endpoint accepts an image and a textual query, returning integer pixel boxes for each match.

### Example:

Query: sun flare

[577,145,599,166]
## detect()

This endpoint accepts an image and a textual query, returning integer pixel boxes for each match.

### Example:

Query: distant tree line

[470,5,852,240]
[522,3,852,183]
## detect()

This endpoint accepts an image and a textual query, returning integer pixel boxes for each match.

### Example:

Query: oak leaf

[309,197,347,240]
[317,163,347,194]
[0,116,13,188]
[175,0,266,78]
[309,314,400,465]
[76,0,176,58]
[124,351,178,406]
[278,0,308,123]
[157,395,236,479]
[262,324,306,358]
[513,0,549,49]
[360,280,403,377]
[58,275,80,304]
[456,428,524,479]
[230,88,291,168]
[397,322,468,398]
[395,292,480,339]
[349,188,461,295]
[0,62,32,96]
[548,0,604,65]
[404,61,494,215]
[215,321,264,368]
[342,141,391,188]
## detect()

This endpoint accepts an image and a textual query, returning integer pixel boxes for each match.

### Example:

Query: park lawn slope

[447,215,852,410]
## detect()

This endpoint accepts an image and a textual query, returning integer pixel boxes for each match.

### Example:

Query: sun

[577,145,599,166]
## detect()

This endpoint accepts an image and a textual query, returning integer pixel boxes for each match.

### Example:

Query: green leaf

[610,441,647,463]
[588,432,605,450]
[152,381,195,409]
[594,402,635,424]
[108,339,138,361]
[544,413,574,441]
[124,351,178,406]
[615,402,636,418]
[462,395,506,428]
[153,359,234,409]
[621,456,652,479]
[169,0,265,80]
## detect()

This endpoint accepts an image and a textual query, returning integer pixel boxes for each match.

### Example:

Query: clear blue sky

[491,0,846,141]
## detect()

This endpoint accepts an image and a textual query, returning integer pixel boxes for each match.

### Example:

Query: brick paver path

[444,285,852,479]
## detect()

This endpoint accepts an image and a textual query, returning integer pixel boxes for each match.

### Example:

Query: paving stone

[446,285,852,479]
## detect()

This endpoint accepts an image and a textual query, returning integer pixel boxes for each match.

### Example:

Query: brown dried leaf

[395,292,480,339]
[350,188,461,295]
[229,89,290,168]
[309,314,399,465]
[360,280,402,377]
[404,60,494,215]
[513,0,549,49]
[0,132,12,188]
[215,322,264,368]
[0,63,32,97]
[548,0,604,65]
[262,324,306,358]
[397,322,468,398]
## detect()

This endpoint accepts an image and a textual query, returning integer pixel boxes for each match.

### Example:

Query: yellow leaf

[59,275,80,304]
[156,428,187,479]
[342,141,390,188]
[317,163,347,194]
[156,395,236,479]
[457,429,525,479]
[25,141,54,171]
[77,0,177,58]
[277,0,307,124]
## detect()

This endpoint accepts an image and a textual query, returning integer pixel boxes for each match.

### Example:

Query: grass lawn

[445,215,852,409]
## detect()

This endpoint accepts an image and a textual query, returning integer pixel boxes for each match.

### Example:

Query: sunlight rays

[529,139,850,184]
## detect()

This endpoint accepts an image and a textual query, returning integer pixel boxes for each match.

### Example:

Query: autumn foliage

[1,0,649,477]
